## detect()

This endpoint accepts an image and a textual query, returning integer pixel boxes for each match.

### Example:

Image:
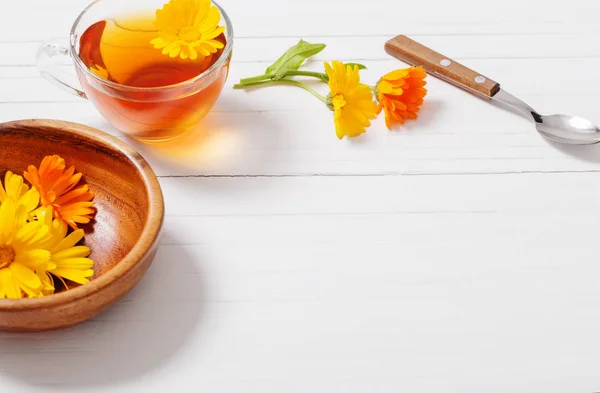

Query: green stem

[238,75,271,84]
[289,70,328,80]
[233,79,327,104]
[240,70,328,84]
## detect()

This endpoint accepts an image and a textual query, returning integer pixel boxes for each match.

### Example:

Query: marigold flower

[324,61,377,139]
[376,66,427,130]
[150,0,225,60]
[36,207,94,288]
[0,200,53,299]
[0,171,39,213]
[24,155,95,230]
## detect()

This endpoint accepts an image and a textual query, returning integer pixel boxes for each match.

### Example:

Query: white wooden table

[2,0,600,391]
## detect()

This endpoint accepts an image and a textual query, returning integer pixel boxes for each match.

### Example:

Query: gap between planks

[156,170,600,179]
[0,31,594,43]
[3,55,600,70]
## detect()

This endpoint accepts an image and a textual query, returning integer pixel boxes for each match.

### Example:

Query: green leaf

[265,39,326,80]
[341,62,367,70]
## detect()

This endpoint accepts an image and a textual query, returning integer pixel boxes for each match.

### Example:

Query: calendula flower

[36,207,94,288]
[0,171,39,213]
[375,66,427,130]
[324,61,377,139]
[24,155,95,230]
[0,200,53,299]
[150,0,225,60]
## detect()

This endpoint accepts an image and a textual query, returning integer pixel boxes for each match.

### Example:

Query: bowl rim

[0,119,164,311]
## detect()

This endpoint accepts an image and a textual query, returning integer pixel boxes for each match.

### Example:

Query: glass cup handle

[36,39,88,99]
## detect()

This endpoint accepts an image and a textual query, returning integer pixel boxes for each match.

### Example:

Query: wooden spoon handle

[385,35,500,99]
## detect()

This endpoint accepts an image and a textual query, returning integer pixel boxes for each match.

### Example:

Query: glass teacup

[37,0,233,142]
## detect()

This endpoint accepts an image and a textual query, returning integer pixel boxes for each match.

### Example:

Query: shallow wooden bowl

[0,120,164,331]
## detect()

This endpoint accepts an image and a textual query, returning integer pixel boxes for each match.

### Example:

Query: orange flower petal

[24,156,95,230]
[376,66,427,130]
[55,185,94,205]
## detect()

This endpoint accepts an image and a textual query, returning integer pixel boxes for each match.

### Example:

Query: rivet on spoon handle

[384,34,500,99]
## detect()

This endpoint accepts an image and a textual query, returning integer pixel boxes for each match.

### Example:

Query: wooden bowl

[0,120,164,331]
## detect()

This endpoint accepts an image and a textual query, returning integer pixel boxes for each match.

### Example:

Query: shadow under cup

[37,0,233,142]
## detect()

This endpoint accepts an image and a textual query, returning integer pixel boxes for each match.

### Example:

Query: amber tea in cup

[37,0,233,142]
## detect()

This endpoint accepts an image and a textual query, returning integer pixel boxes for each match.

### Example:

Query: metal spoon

[385,35,600,145]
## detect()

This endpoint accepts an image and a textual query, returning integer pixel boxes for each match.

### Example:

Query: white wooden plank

[2,57,600,177]
[2,97,600,177]
[2,49,597,120]
[2,55,599,103]
[1,0,600,42]
[155,173,600,218]
[2,174,600,392]
[3,33,600,68]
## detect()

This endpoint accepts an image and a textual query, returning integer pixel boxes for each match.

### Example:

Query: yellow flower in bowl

[0,199,53,299]
[0,171,40,213]
[36,207,94,290]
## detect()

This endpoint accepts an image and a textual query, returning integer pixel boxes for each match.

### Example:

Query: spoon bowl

[535,114,600,145]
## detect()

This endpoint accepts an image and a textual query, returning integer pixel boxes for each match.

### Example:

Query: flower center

[326,94,347,111]
[332,94,346,109]
[178,26,201,42]
[0,245,16,269]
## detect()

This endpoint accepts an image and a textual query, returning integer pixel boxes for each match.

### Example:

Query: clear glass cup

[36,0,233,142]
